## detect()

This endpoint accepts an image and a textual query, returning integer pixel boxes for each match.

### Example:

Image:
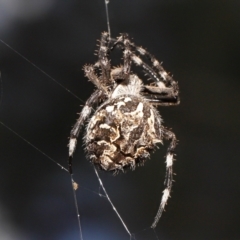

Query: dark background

[0,0,240,239]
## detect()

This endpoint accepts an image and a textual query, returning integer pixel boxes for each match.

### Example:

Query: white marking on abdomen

[100,123,111,129]
[106,105,114,112]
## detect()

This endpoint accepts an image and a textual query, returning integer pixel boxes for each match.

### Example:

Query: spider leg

[130,52,166,85]
[142,85,180,106]
[119,34,133,76]
[68,89,105,174]
[128,51,180,105]
[129,43,177,87]
[83,64,108,94]
[111,36,164,84]
[129,50,178,91]
[112,34,178,85]
[115,36,179,94]
[95,32,112,85]
[151,127,177,228]
[107,34,133,82]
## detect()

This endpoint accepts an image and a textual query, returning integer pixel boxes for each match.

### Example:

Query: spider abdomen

[85,95,162,171]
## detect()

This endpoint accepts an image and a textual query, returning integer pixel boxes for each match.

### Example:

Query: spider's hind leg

[151,127,177,228]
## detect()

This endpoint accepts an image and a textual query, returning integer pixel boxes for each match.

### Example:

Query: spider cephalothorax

[68,32,179,228]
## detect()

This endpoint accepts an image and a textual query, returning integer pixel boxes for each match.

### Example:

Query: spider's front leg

[128,42,177,89]
[96,32,112,85]
[84,65,108,93]
[119,34,133,76]
[109,34,134,81]
[142,85,180,106]
[151,127,177,228]
[68,89,105,174]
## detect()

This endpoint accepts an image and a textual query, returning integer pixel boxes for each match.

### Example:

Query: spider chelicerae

[68,32,180,228]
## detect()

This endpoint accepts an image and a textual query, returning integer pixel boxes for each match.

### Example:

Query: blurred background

[0,0,240,239]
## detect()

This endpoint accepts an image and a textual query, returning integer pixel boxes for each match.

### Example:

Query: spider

[68,32,180,228]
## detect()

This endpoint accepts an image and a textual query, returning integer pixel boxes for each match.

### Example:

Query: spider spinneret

[68,32,180,228]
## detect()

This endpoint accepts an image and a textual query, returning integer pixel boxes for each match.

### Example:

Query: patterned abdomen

[85,95,162,171]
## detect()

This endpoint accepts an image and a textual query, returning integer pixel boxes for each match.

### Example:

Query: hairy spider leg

[119,33,133,77]
[83,65,108,94]
[111,35,163,84]
[111,34,179,106]
[151,127,177,228]
[129,42,177,89]
[95,32,112,85]
[68,90,105,174]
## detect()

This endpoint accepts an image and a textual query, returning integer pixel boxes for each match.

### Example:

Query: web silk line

[93,166,133,238]
[0,39,83,103]
[104,0,111,39]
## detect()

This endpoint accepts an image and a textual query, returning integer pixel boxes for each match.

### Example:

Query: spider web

[0,1,167,239]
